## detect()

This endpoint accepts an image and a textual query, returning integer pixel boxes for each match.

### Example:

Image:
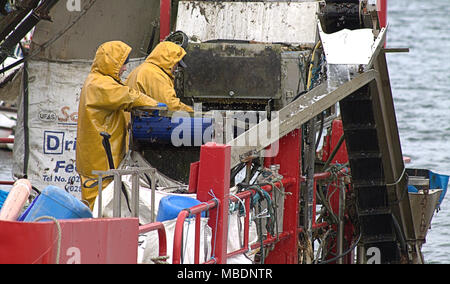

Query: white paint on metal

[176,1,320,45]
[319,21,388,65]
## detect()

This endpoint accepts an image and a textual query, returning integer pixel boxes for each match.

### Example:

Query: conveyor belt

[228,0,418,263]
[339,70,411,263]
[323,0,418,263]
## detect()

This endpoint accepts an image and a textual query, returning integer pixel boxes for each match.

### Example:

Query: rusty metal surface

[183,43,282,100]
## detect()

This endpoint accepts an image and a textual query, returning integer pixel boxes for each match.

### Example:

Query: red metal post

[188,161,200,193]
[378,0,388,28]
[160,0,171,41]
[195,142,231,264]
[264,129,302,264]
[322,119,348,165]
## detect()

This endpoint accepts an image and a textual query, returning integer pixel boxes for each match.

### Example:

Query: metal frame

[92,168,157,220]
[229,69,377,168]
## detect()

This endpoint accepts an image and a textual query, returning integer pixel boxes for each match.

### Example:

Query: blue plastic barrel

[156,195,204,222]
[132,115,213,145]
[0,190,9,211]
[19,186,92,222]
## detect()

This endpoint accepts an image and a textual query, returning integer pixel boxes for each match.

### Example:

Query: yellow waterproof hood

[145,41,186,78]
[91,41,131,82]
[77,41,158,208]
[125,41,193,112]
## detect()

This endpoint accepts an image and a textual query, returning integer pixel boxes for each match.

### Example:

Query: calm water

[386,0,450,264]
[0,0,449,263]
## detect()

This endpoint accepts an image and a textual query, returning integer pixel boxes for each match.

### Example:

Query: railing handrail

[0,138,14,144]
[172,178,296,264]
[139,222,168,258]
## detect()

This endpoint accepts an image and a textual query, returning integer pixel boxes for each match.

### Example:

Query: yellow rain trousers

[76,41,158,209]
[125,41,194,112]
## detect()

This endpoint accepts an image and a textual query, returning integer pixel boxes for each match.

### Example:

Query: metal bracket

[92,167,157,220]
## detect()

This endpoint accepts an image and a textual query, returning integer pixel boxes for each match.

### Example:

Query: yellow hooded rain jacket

[76,41,157,208]
[125,41,193,112]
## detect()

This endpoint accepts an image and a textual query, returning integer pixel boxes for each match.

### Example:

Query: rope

[208,189,219,264]
[318,232,362,264]
[31,216,62,264]
[314,229,332,264]
[386,167,407,187]
[151,256,170,264]
[229,192,246,217]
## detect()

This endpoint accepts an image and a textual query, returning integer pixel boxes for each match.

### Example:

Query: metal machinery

[0,0,443,265]
[129,0,440,264]
[0,0,60,67]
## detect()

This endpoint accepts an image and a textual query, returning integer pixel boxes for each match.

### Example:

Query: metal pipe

[97,175,103,218]
[151,171,156,223]
[113,173,121,218]
[194,214,201,264]
[139,222,167,257]
[305,118,316,240]
[0,138,14,144]
[131,173,139,218]
[160,0,171,41]
[171,178,294,264]
[357,245,365,264]
[337,177,346,264]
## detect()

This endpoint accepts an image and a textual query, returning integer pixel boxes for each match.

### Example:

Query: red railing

[168,131,350,264]
[0,138,14,144]
[138,222,168,259]
[311,170,348,230]
[170,170,343,264]
[172,178,295,264]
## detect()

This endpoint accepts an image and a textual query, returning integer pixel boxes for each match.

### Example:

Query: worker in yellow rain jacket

[125,41,194,112]
[76,41,158,209]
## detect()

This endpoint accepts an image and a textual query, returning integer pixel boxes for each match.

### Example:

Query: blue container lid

[156,195,204,222]
[0,190,9,210]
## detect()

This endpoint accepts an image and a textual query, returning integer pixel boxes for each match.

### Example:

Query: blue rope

[208,189,220,263]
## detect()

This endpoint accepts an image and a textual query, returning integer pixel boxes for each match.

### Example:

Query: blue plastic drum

[156,195,204,222]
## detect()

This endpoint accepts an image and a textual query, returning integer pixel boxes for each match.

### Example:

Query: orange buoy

[0,179,32,221]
